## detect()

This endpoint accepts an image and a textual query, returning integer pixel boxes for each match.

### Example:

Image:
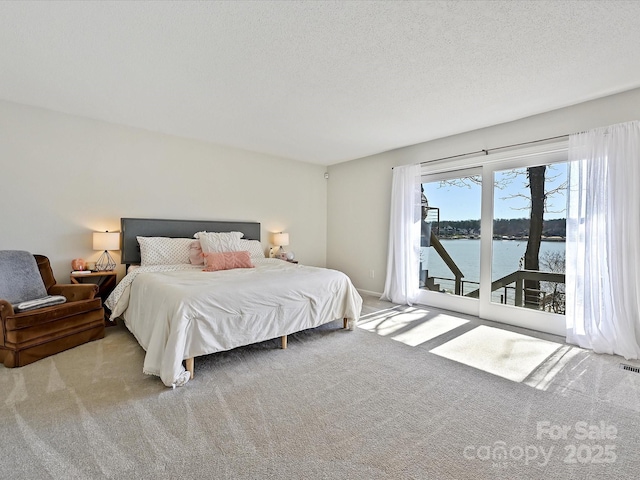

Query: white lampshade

[273,232,289,247]
[93,231,120,251]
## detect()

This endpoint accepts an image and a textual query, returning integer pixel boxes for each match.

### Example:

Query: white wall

[0,100,327,281]
[327,87,640,293]
[4,87,638,292]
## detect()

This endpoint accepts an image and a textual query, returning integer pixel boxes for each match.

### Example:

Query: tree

[523,165,545,307]
[539,250,566,314]
[511,165,566,308]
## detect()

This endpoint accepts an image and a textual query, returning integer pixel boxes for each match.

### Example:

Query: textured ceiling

[1,1,640,165]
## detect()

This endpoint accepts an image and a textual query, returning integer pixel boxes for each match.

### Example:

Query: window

[491,163,567,314]
[418,141,569,335]
[420,169,481,298]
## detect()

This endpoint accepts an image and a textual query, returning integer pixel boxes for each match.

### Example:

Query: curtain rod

[392,133,570,169]
[420,133,570,165]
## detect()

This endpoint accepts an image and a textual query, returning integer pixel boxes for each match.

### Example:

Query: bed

[106,218,363,387]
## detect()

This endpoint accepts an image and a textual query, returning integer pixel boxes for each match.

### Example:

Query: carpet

[1,304,640,479]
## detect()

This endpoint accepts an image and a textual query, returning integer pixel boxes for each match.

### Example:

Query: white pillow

[194,231,244,253]
[239,239,265,259]
[137,237,193,265]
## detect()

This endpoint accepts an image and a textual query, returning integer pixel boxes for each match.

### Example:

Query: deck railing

[462,269,565,311]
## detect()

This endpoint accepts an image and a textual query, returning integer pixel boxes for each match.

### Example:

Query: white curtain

[566,121,640,359]
[381,163,421,305]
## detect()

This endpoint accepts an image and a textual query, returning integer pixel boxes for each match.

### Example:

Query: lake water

[421,239,566,296]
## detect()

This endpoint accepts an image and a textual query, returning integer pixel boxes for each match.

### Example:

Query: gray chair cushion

[0,250,48,305]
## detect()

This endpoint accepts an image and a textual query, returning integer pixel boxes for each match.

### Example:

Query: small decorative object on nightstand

[70,271,118,326]
[71,258,86,271]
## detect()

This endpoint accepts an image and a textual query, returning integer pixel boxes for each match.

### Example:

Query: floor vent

[619,363,640,374]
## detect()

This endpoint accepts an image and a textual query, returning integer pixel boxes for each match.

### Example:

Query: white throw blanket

[106,259,362,387]
[14,295,66,312]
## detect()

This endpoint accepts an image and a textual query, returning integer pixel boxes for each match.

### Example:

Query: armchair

[0,251,105,368]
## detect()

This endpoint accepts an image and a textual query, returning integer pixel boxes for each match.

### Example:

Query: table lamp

[93,231,120,271]
[273,232,289,258]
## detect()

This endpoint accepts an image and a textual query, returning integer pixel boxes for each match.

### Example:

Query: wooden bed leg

[281,335,287,349]
[343,318,349,329]
[185,357,194,379]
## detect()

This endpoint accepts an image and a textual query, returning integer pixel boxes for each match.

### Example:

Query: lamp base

[96,251,116,271]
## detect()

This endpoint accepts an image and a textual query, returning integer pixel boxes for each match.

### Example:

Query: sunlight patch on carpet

[430,325,562,382]
[358,307,468,346]
[522,344,583,391]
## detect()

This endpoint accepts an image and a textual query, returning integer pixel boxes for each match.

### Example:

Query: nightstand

[70,271,118,326]
[286,260,298,264]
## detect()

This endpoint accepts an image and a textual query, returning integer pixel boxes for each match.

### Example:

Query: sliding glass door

[418,143,569,335]
[490,163,567,312]
[417,168,481,316]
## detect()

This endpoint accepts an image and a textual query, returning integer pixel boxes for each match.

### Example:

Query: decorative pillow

[189,240,204,265]
[194,231,243,254]
[137,237,193,266]
[202,251,254,272]
[239,239,265,258]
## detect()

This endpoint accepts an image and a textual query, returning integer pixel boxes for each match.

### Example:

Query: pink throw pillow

[189,240,204,265]
[202,251,254,272]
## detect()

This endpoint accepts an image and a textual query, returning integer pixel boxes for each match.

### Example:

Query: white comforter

[106,259,362,387]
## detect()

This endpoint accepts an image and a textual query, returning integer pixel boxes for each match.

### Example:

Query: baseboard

[357,289,383,298]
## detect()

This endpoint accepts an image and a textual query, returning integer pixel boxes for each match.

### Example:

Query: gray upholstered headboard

[120,218,261,265]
